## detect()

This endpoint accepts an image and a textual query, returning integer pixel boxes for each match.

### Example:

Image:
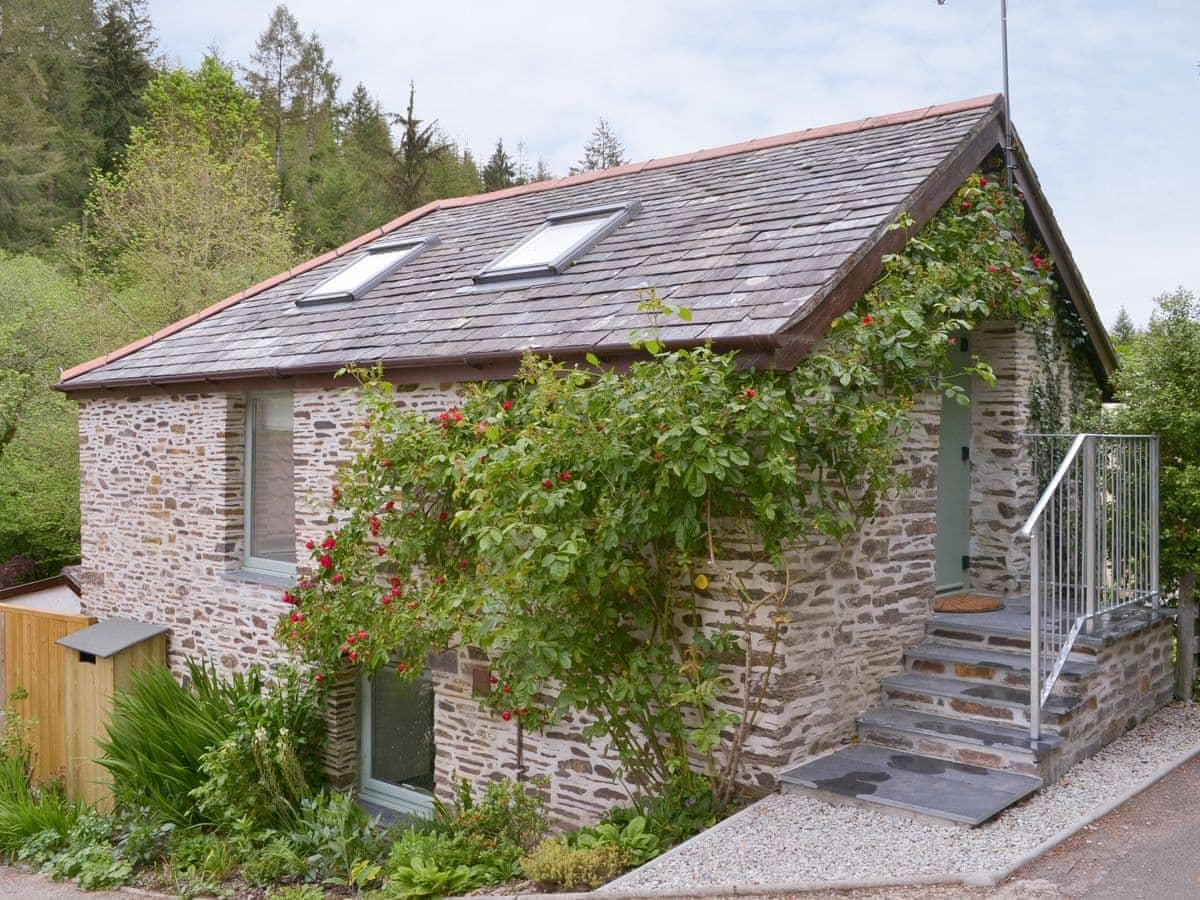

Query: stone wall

[73,319,1087,824]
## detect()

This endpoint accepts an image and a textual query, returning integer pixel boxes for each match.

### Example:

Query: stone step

[904,640,1098,696]
[779,745,1043,827]
[881,672,1080,731]
[857,706,1062,777]
[925,612,1103,659]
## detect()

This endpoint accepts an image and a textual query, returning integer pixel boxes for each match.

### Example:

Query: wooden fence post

[1176,571,1197,701]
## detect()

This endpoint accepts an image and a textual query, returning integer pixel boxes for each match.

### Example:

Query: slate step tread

[926,612,1105,650]
[907,640,1098,681]
[858,706,1063,759]
[779,745,1043,826]
[882,672,1080,717]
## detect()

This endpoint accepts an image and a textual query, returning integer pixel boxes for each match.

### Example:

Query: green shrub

[385,829,515,893]
[241,834,306,886]
[99,660,324,828]
[287,790,385,886]
[601,771,719,849]
[167,829,237,882]
[0,756,81,856]
[521,838,628,889]
[436,776,548,853]
[574,815,660,866]
[386,854,488,898]
[97,661,242,824]
[22,812,132,891]
[266,885,325,900]
[190,666,324,830]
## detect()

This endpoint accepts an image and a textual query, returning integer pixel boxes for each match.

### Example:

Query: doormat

[933,594,1004,613]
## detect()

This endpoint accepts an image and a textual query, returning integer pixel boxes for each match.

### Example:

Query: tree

[244,4,303,172]
[481,138,515,192]
[87,0,157,172]
[1110,306,1136,347]
[0,253,95,573]
[425,142,483,200]
[570,118,627,174]
[0,0,97,247]
[77,56,296,333]
[1108,288,1200,692]
[390,83,446,211]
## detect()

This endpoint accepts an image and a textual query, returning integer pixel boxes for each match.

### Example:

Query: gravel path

[601,702,1200,895]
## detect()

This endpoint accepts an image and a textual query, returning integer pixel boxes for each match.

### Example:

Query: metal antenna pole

[1001,0,1015,189]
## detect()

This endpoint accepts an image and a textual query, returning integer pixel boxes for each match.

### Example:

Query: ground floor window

[359,665,435,814]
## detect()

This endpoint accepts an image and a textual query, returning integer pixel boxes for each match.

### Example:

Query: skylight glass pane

[309,248,410,300]
[491,214,614,271]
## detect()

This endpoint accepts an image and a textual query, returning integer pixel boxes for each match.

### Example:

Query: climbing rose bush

[278,173,1058,805]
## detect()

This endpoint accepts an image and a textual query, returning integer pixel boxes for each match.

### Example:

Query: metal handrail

[1021,433,1160,742]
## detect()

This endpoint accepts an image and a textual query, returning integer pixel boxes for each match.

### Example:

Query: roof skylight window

[297,235,438,307]
[475,201,641,284]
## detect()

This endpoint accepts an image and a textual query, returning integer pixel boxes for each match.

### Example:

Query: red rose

[282,592,296,605]
[542,479,553,490]
[961,200,971,210]
[289,612,301,623]
[382,595,392,606]
[376,545,386,556]
[331,574,343,584]
[321,536,336,550]
[305,540,315,550]
[861,314,874,326]
[438,511,448,521]
[390,577,402,588]
[987,265,997,274]
[288,630,298,640]
[490,675,499,685]
[745,389,756,399]
[349,650,359,662]
[347,634,357,644]
[357,630,368,639]
[384,500,395,512]
[1032,255,1045,269]
[501,710,512,721]
[503,684,511,694]
[396,663,407,673]
[459,559,469,569]
[370,517,381,536]
[559,471,572,483]
[408,601,419,610]
[979,177,988,187]
[319,555,333,569]
[502,400,513,411]
[314,674,324,683]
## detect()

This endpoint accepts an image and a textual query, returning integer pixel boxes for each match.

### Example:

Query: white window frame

[474,200,641,284]
[243,391,297,576]
[296,235,439,307]
[359,668,435,816]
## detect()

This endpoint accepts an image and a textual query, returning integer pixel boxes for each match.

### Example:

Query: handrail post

[1029,534,1041,743]
[1083,437,1097,621]
[1150,436,1160,609]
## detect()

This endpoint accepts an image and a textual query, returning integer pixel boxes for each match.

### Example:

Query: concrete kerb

[463,732,1200,900]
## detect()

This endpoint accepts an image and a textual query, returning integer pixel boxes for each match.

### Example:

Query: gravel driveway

[0,867,144,899]
[601,702,1200,895]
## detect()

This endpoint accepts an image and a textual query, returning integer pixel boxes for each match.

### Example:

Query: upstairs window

[475,201,640,284]
[245,392,295,574]
[297,235,438,306]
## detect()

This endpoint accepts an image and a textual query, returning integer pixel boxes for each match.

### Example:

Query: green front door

[935,343,972,594]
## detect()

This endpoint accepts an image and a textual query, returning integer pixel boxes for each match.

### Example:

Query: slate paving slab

[778,745,1043,826]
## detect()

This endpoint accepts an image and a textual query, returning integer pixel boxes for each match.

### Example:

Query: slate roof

[57,94,1114,392]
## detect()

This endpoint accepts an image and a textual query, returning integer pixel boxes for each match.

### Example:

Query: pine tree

[481,138,516,192]
[0,0,98,246]
[245,4,304,172]
[570,118,627,174]
[87,0,157,172]
[1111,306,1136,346]
[390,83,446,211]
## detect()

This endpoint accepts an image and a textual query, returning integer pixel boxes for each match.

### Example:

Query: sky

[147,0,1199,327]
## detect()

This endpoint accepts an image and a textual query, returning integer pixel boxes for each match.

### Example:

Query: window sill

[221,568,297,590]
